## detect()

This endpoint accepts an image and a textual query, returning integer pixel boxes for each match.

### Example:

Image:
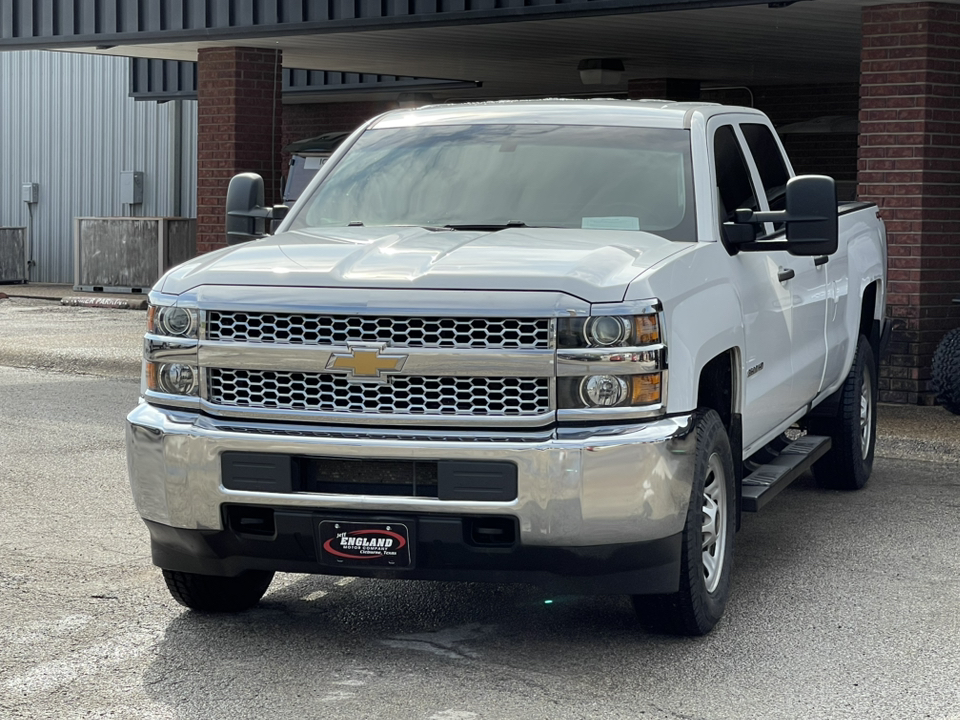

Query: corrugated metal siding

[0,50,197,283]
[180,100,198,219]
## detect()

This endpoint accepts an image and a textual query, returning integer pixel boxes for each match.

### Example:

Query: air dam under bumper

[126,404,698,594]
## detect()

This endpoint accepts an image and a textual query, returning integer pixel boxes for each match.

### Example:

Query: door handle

[778,267,795,282]
[814,255,829,267]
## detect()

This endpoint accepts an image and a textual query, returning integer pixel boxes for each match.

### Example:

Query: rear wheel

[162,569,274,612]
[808,334,877,490]
[633,409,736,636]
[932,328,960,415]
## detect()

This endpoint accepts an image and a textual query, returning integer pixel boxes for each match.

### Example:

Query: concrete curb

[61,295,149,310]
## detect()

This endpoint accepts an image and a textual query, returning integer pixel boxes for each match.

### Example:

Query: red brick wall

[196,47,283,255]
[859,2,960,404]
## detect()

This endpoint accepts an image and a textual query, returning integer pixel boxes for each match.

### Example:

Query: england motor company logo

[323,527,407,561]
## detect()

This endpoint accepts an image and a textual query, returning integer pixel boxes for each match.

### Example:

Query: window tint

[713,125,758,230]
[742,123,790,212]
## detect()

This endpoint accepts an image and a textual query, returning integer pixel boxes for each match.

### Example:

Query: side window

[713,125,759,235]
[741,123,790,213]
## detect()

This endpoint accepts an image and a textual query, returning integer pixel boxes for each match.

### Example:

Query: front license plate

[318,521,411,568]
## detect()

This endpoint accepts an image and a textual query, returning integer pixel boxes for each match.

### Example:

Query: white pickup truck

[126,100,888,635]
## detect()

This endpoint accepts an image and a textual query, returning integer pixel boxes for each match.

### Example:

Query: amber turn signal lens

[633,315,660,345]
[146,361,159,392]
[146,305,158,334]
[630,373,661,405]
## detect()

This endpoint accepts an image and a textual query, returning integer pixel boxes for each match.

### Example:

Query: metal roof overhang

[4,0,957,100]
[128,58,481,102]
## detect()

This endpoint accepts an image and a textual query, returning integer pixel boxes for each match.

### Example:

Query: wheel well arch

[860,280,881,354]
[696,348,740,431]
[696,347,743,530]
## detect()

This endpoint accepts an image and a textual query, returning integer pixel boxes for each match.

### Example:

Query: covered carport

[1,0,958,404]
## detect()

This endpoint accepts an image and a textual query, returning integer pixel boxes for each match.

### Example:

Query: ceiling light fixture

[578,59,625,86]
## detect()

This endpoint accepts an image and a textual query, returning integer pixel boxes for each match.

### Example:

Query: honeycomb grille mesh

[206,312,552,350]
[207,369,551,416]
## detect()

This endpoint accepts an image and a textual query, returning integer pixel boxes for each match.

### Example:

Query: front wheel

[808,334,877,490]
[162,569,274,612]
[633,409,736,636]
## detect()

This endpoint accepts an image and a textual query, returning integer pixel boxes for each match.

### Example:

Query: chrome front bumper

[125,403,697,548]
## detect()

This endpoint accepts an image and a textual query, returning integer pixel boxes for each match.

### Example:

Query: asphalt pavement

[1,293,959,719]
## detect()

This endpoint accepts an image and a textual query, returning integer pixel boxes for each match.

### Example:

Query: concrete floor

[1,362,958,720]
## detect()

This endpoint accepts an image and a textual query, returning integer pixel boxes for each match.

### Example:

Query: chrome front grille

[206,312,552,350]
[208,369,551,417]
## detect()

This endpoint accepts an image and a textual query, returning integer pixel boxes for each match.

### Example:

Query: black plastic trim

[145,511,682,595]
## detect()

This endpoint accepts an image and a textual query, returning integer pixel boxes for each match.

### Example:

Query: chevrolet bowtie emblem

[327,345,407,380]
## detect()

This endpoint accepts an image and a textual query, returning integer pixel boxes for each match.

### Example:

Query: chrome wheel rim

[701,452,727,594]
[860,362,873,459]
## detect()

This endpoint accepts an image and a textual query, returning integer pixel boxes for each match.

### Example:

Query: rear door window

[741,123,791,214]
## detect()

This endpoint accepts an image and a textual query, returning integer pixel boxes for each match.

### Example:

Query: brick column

[627,78,700,101]
[859,3,960,404]
[196,47,282,255]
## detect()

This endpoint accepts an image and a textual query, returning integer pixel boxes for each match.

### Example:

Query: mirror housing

[782,175,839,256]
[225,173,289,245]
[727,175,839,257]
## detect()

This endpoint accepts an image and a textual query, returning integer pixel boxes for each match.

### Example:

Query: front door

[710,120,796,449]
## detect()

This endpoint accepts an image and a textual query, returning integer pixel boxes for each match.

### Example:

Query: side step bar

[741,435,832,512]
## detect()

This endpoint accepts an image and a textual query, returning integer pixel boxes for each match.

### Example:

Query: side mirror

[729,175,839,257]
[225,173,289,245]
[783,175,838,256]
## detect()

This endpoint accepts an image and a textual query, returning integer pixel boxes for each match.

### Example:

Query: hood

[160,226,691,303]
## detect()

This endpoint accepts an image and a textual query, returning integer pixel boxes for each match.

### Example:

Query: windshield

[290,124,696,241]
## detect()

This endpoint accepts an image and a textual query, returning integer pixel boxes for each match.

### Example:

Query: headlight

[557,306,665,416]
[147,305,199,338]
[146,362,199,396]
[144,303,200,404]
[559,313,660,349]
[584,317,631,347]
[581,374,628,406]
[559,373,662,409]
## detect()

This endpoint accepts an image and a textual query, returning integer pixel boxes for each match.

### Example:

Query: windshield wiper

[340,222,453,232]
[442,221,528,231]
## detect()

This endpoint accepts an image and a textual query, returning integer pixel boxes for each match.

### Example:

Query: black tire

[632,409,736,636]
[162,569,274,612]
[808,334,877,490]
[932,328,960,415]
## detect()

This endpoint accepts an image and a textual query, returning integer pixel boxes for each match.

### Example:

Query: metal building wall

[0,50,197,283]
